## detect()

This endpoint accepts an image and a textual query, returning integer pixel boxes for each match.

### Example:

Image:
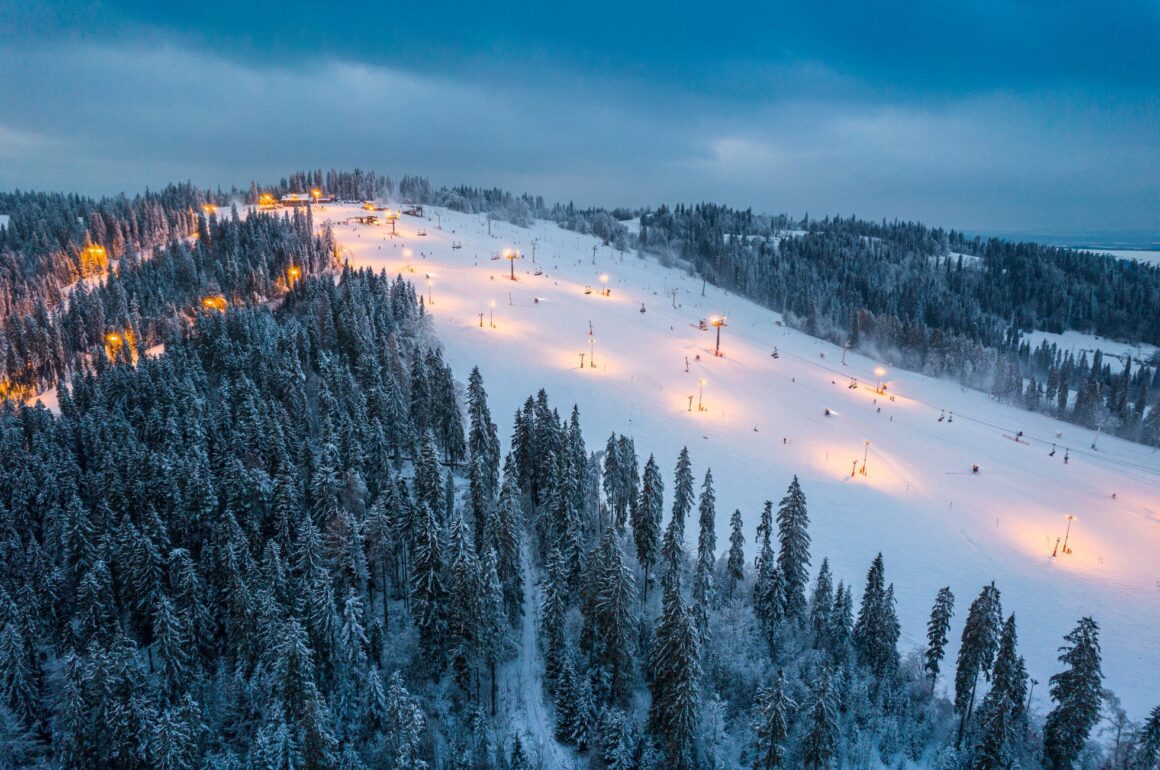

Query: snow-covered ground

[1019,329,1158,368]
[1092,249,1160,267]
[322,204,1159,716]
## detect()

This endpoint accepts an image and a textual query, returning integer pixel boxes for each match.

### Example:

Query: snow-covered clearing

[1091,249,1160,267]
[1019,329,1158,368]
[324,204,1160,715]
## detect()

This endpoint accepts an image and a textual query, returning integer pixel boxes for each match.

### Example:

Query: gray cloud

[0,36,1156,235]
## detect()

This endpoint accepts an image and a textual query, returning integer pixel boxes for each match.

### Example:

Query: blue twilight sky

[1,0,1157,236]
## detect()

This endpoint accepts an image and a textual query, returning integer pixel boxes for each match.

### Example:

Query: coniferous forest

[0,176,1158,768]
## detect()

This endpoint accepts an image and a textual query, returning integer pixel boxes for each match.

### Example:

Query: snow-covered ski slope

[321,204,1160,715]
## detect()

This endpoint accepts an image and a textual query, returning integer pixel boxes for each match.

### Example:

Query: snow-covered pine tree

[670,447,694,544]
[924,586,955,693]
[800,664,838,770]
[649,571,700,770]
[409,502,446,668]
[955,582,1003,745]
[808,558,833,649]
[591,531,637,706]
[751,670,796,769]
[489,459,524,626]
[828,581,853,662]
[1137,705,1160,770]
[753,501,784,640]
[466,367,500,501]
[634,454,664,602]
[726,509,746,602]
[692,469,716,642]
[541,546,568,684]
[970,613,1027,766]
[382,671,429,769]
[447,510,484,697]
[1042,617,1104,770]
[776,475,810,623]
[853,553,900,682]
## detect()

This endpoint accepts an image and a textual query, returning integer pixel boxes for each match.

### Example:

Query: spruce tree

[853,553,899,681]
[649,571,700,769]
[808,558,833,648]
[1043,617,1104,770]
[670,447,694,544]
[692,469,716,642]
[925,586,955,692]
[409,503,446,666]
[955,582,1003,744]
[775,475,810,623]
[752,670,795,769]
[1137,705,1160,770]
[753,501,783,635]
[633,454,664,602]
[971,613,1027,767]
[800,665,838,770]
[726,509,746,601]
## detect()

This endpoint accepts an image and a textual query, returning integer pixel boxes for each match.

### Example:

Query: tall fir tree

[726,509,746,602]
[649,571,700,770]
[1043,617,1104,770]
[808,558,834,649]
[800,665,838,770]
[955,582,1003,745]
[692,469,716,642]
[670,447,694,545]
[633,454,664,602]
[925,586,955,692]
[751,670,795,770]
[775,475,810,623]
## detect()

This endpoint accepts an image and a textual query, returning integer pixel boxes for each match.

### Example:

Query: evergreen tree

[489,462,524,626]
[409,503,446,667]
[541,547,568,684]
[382,671,429,769]
[446,511,484,697]
[590,531,637,706]
[808,558,833,648]
[1043,617,1104,770]
[753,501,783,636]
[971,613,1027,767]
[752,670,796,769]
[955,582,1003,744]
[1137,705,1160,770]
[649,571,700,769]
[800,665,838,770]
[775,475,810,623]
[853,553,900,681]
[633,454,664,602]
[925,586,955,692]
[692,469,716,642]
[726,509,746,601]
[670,447,694,544]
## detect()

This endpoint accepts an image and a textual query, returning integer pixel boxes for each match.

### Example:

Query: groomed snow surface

[326,205,1159,718]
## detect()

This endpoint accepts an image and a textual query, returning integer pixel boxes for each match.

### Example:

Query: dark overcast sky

[1,0,1157,235]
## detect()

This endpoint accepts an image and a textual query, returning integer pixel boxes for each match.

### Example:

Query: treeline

[0,202,333,399]
[253,169,391,203]
[0,185,202,322]
[2,268,1156,768]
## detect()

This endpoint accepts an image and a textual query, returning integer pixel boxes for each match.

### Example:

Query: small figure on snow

[1064,450,1070,464]
[972,464,979,474]
[640,302,646,313]
[824,408,831,417]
